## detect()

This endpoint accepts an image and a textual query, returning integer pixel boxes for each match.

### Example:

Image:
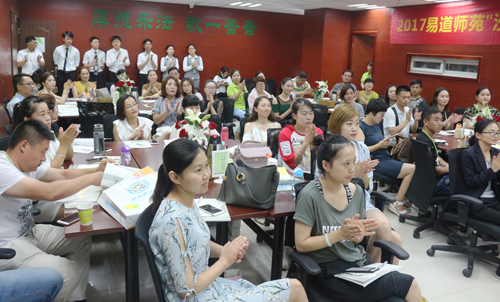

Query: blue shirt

[6,93,25,117]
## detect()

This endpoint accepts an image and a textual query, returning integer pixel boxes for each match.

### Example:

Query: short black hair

[8,119,54,150]
[111,36,121,42]
[26,36,36,44]
[364,78,375,84]
[90,36,99,43]
[367,61,373,66]
[343,69,353,76]
[297,71,308,79]
[204,79,216,87]
[62,31,73,39]
[366,98,388,115]
[13,73,31,93]
[410,79,423,88]
[396,85,411,96]
[166,44,174,51]
[182,95,200,109]
[422,106,442,121]
[143,38,152,45]
[168,67,179,74]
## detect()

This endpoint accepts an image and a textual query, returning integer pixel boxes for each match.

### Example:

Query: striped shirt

[152,97,183,127]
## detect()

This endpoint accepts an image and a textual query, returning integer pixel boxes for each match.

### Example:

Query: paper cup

[77,204,93,226]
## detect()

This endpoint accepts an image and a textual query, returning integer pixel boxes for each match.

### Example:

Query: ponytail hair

[469,118,498,147]
[314,135,351,174]
[12,95,45,130]
[151,139,205,214]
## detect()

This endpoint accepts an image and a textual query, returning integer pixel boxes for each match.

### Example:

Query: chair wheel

[399,217,405,223]
[427,248,435,256]
[447,237,456,245]
[256,236,263,243]
[413,230,420,239]
[462,268,472,278]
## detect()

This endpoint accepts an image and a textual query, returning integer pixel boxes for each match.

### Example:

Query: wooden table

[63,141,140,302]
[404,133,462,152]
[58,99,153,120]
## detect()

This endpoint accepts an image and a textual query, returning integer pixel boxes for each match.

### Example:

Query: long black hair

[384,85,397,107]
[429,87,450,113]
[151,139,205,214]
[469,118,499,147]
[312,134,352,174]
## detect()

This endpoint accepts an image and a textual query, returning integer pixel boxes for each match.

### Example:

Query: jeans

[0,267,63,302]
[233,108,245,131]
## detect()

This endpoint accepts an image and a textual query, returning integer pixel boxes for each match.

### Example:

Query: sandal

[389,201,411,216]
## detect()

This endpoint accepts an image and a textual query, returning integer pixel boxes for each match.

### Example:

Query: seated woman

[32,67,48,95]
[71,67,96,98]
[384,85,397,108]
[254,71,273,95]
[243,96,281,144]
[201,80,223,116]
[463,87,499,129]
[429,87,462,130]
[180,77,203,101]
[213,66,231,98]
[13,96,79,223]
[141,70,162,100]
[227,69,248,120]
[279,99,323,178]
[294,134,422,302]
[272,77,296,125]
[334,84,365,118]
[327,104,403,263]
[168,95,218,140]
[462,119,500,226]
[152,76,183,139]
[248,76,273,110]
[359,99,415,216]
[113,94,154,141]
[39,93,62,133]
[149,139,308,301]
[37,72,73,104]
[109,69,127,96]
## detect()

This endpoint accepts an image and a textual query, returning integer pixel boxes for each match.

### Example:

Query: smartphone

[199,204,223,216]
[345,266,380,273]
[150,139,159,145]
[57,212,80,226]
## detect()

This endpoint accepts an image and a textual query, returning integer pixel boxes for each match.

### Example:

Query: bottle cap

[266,153,271,159]
[294,168,304,177]
[456,123,462,128]
[121,145,130,152]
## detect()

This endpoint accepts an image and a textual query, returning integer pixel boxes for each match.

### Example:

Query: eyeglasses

[482,131,500,136]
[205,86,216,90]
[21,82,35,87]
[125,103,138,110]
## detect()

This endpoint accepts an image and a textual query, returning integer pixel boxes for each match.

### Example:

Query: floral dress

[149,199,291,302]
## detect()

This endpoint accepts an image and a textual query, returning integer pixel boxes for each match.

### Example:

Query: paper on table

[123,140,152,149]
[438,131,454,136]
[72,146,94,154]
[195,198,231,222]
[434,139,448,144]
[69,163,101,169]
[73,138,94,146]
[334,263,406,287]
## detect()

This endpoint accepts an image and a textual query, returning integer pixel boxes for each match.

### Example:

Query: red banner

[390,0,500,45]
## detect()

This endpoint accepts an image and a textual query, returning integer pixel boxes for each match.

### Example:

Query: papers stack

[58,104,79,117]
[123,140,152,149]
[334,263,406,287]
[72,139,94,154]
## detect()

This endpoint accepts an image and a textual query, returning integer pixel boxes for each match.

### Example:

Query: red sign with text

[390,0,500,45]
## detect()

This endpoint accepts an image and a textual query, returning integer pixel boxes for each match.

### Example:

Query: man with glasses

[16,36,45,76]
[7,74,35,117]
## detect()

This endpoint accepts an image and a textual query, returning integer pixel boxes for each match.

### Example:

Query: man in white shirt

[82,36,105,89]
[53,31,79,97]
[106,36,130,83]
[0,119,111,302]
[383,85,422,146]
[137,38,158,95]
[6,74,34,117]
[16,36,45,76]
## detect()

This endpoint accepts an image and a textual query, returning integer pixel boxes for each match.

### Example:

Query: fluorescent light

[363,5,378,8]
[347,3,368,7]
[229,2,243,5]
[365,6,387,9]
[239,2,253,6]
[248,3,262,7]
[355,4,372,8]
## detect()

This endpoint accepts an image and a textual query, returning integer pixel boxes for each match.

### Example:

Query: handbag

[233,140,272,168]
[391,136,413,163]
[218,160,279,210]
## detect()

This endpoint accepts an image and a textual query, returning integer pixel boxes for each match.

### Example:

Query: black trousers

[56,70,75,97]
[89,72,105,89]
[470,198,500,227]
[138,74,148,96]
[108,71,117,84]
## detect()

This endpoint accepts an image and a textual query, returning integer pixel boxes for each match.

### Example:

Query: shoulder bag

[233,140,272,168]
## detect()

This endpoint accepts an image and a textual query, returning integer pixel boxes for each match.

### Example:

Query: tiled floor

[85,202,499,302]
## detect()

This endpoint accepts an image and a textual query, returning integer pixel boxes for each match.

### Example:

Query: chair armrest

[289,251,321,275]
[223,123,236,128]
[450,194,483,205]
[451,194,482,226]
[0,248,16,259]
[371,191,396,203]
[373,239,409,261]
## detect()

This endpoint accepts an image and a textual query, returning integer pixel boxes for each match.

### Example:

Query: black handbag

[218,160,280,210]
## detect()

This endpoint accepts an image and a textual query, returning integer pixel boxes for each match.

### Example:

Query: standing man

[137,39,158,95]
[53,31,79,97]
[330,69,357,100]
[17,36,45,76]
[292,71,312,98]
[83,36,105,89]
[409,79,427,111]
[106,36,130,83]
[7,74,34,117]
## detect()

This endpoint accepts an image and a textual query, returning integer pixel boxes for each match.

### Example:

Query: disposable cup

[77,204,93,226]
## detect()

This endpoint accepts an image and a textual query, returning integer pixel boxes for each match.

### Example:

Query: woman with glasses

[201,80,223,116]
[462,119,500,226]
[113,94,153,141]
[180,78,203,101]
[248,76,273,110]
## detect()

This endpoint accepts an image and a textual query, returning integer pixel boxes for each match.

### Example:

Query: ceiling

[133,0,470,15]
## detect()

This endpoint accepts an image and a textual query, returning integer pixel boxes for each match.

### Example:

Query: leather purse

[218,160,280,210]
[233,140,272,168]
[391,136,414,163]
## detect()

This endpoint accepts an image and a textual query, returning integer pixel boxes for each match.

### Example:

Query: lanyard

[257,120,270,142]
[422,130,440,164]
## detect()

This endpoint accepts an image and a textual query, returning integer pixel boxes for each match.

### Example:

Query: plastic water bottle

[291,168,304,196]
[121,145,131,166]
[93,124,105,156]
[221,127,229,148]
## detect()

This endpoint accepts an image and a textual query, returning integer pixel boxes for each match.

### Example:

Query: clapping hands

[220,236,249,266]
[340,214,378,242]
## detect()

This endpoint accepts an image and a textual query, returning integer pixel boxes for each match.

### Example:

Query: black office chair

[77,102,115,138]
[427,148,500,278]
[2,99,11,125]
[0,135,10,151]
[219,98,236,139]
[239,117,247,141]
[5,125,12,135]
[267,128,281,158]
[244,92,250,117]
[399,138,450,239]
[312,104,328,135]
[266,79,277,96]
[287,180,409,301]
[106,82,114,94]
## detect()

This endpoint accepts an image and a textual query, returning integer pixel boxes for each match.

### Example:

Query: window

[407,54,481,81]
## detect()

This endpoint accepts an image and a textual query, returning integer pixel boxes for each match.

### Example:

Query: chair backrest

[448,148,468,196]
[239,117,247,141]
[135,205,166,302]
[312,104,328,135]
[244,92,250,114]
[405,138,440,209]
[5,125,12,136]
[266,79,277,96]
[267,128,281,158]
[454,107,466,116]
[0,104,11,128]
[77,102,115,138]
[0,135,10,150]
[219,98,235,124]
[103,114,118,140]
[106,82,114,93]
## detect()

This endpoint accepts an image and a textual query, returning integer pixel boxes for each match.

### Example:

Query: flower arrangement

[174,109,217,148]
[311,80,329,101]
[115,72,135,96]
[471,101,500,128]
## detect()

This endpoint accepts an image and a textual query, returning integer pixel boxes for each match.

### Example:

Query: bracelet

[63,91,69,94]
[55,153,65,158]
[324,233,333,247]
[297,150,304,157]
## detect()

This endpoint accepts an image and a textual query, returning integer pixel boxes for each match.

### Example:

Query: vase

[314,92,325,103]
